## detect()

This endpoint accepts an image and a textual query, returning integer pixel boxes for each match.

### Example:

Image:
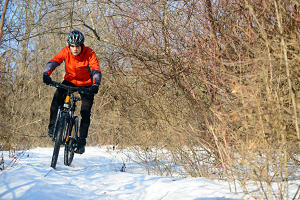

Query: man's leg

[76,92,94,153]
[49,90,64,129]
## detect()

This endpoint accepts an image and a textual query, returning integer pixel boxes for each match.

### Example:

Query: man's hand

[89,84,99,94]
[43,72,52,85]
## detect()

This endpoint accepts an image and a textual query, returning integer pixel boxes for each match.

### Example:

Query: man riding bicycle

[43,30,101,154]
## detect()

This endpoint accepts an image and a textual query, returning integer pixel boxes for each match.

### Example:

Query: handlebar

[50,81,92,94]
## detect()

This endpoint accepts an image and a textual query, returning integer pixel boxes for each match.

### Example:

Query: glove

[43,72,52,85]
[89,84,99,94]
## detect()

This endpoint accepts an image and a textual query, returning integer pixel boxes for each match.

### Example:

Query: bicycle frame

[51,82,88,143]
[61,94,80,144]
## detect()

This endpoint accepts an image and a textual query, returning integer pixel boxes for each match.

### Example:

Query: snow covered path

[0,146,244,200]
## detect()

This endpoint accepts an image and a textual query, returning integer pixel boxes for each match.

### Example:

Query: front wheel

[51,113,68,169]
[64,116,79,166]
[52,107,61,141]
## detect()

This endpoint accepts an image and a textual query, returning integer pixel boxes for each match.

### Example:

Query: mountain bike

[49,81,91,169]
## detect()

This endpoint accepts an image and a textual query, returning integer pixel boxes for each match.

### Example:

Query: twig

[44,169,54,177]
[292,185,300,200]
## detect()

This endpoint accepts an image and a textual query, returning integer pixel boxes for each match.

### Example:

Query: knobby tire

[51,113,67,169]
[52,108,61,141]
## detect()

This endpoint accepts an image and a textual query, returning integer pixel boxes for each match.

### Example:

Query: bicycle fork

[63,95,71,143]
[63,94,78,144]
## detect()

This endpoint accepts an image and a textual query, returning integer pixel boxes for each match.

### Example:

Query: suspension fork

[64,93,72,142]
[64,92,79,142]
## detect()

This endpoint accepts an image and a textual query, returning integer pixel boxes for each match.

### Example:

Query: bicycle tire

[51,113,67,169]
[64,116,79,166]
[52,107,61,141]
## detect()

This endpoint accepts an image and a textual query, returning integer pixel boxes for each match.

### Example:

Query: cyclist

[43,30,101,154]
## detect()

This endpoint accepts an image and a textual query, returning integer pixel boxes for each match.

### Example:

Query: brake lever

[50,81,59,88]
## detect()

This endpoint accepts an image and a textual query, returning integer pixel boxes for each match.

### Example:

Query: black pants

[48,80,94,145]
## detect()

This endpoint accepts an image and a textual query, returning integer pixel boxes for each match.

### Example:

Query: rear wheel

[51,113,68,169]
[64,116,79,166]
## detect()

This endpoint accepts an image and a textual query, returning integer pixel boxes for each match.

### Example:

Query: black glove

[43,72,52,85]
[89,84,99,94]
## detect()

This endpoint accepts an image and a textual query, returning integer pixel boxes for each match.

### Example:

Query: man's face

[70,45,82,56]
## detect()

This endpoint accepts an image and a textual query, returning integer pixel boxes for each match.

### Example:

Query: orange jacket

[44,45,101,87]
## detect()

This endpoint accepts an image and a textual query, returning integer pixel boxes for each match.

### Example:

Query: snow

[0,146,246,200]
